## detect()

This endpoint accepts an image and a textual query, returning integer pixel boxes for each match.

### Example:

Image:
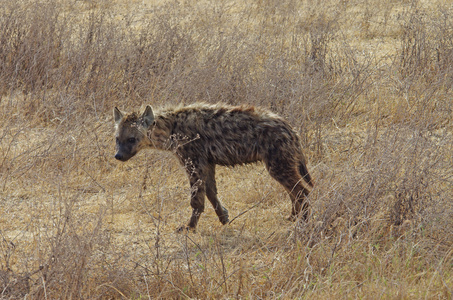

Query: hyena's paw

[176,225,196,234]
[287,215,295,222]
[218,207,230,225]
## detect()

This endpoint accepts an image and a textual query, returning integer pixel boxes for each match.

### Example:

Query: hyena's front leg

[178,164,229,232]
[176,159,208,232]
[183,175,206,231]
[205,164,229,225]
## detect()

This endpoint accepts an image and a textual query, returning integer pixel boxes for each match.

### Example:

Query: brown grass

[0,0,452,298]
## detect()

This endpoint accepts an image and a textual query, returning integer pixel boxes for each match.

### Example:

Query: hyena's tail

[299,161,314,188]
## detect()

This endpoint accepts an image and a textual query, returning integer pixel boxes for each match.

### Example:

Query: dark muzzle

[114,152,131,161]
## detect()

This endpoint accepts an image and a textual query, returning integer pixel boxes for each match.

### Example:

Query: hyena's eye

[128,138,136,144]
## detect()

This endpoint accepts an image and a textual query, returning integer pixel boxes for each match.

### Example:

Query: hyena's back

[167,104,312,184]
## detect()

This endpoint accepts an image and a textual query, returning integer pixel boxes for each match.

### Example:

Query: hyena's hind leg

[266,163,312,221]
[205,164,229,225]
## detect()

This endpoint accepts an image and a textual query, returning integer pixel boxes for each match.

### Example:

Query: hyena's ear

[113,107,123,125]
[141,105,155,128]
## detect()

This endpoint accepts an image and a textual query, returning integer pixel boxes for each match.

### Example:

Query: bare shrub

[398,1,453,82]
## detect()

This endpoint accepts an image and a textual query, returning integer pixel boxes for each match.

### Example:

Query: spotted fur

[114,103,313,231]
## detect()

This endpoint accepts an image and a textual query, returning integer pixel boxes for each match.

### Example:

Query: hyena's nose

[114,153,123,160]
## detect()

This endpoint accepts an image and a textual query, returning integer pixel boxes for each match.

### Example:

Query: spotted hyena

[114,103,313,231]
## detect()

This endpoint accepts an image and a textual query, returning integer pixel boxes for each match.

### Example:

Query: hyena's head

[113,106,155,162]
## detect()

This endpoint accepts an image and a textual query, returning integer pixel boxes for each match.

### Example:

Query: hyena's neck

[147,114,174,150]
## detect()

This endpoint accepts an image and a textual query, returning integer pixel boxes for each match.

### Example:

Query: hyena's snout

[114,152,127,161]
[114,145,137,162]
[114,151,136,162]
[114,148,137,161]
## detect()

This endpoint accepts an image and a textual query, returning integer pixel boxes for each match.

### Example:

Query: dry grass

[0,0,452,298]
